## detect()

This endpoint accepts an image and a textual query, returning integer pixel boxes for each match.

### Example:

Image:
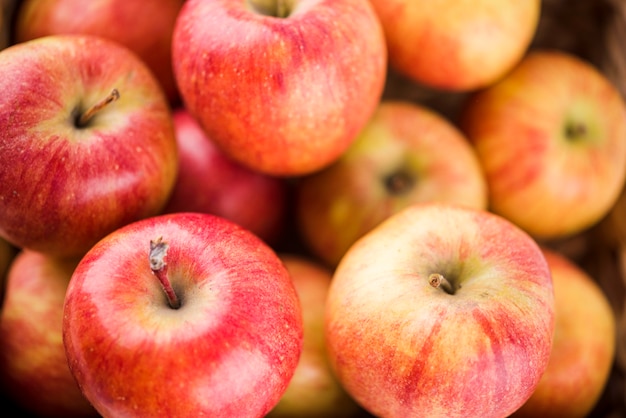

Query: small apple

[63,212,303,418]
[0,34,178,259]
[161,108,289,245]
[268,254,361,418]
[461,49,626,239]
[172,0,388,176]
[0,250,98,417]
[296,100,488,267]
[14,0,185,104]
[368,0,541,91]
[325,203,555,418]
[511,247,616,418]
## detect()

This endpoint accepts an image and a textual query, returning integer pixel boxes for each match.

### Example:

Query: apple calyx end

[564,122,588,142]
[76,88,120,128]
[428,273,455,295]
[384,170,415,195]
[149,237,181,309]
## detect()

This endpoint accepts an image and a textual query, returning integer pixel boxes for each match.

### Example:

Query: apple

[461,49,626,240]
[62,212,303,418]
[172,0,388,176]
[511,247,616,418]
[368,0,541,91]
[0,34,179,259]
[14,0,185,104]
[0,250,98,417]
[268,254,361,418]
[325,203,555,418]
[296,100,488,268]
[161,108,289,245]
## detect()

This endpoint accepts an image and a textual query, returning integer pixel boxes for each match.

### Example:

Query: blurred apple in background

[296,100,488,268]
[14,0,184,104]
[63,212,303,418]
[0,250,98,417]
[0,35,178,259]
[172,0,387,176]
[268,254,361,418]
[511,247,616,418]
[461,49,626,240]
[368,0,540,91]
[325,203,555,418]
[162,108,289,245]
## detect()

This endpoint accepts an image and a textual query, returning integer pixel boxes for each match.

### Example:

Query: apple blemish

[75,88,120,128]
[149,236,181,309]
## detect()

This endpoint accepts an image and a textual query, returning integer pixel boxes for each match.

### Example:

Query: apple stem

[565,122,587,141]
[78,88,120,127]
[149,237,181,309]
[428,273,454,295]
[247,0,290,17]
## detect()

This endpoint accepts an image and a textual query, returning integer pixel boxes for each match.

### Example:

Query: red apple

[0,34,178,259]
[172,0,388,176]
[63,212,303,418]
[511,247,616,418]
[0,250,98,417]
[268,254,360,418]
[368,0,541,91]
[325,203,555,418]
[14,0,184,104]
[161,108,289,245]
[461,49,626,240]
[296,100,488,267]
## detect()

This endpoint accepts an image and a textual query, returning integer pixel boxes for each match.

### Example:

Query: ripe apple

[368,0,541,91]
[0,35,179,259]
[461,49,626,239]
[172,0,388,176]
[511,247,616,418]
[268,254,361,418]
[0,250,98,417]
[14,0,184,104]
[296,100,488,267]
[325,203,555,418]
[161,108,289,245]
[63,212,303,418]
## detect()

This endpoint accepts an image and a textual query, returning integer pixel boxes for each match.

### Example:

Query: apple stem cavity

[385,171,415,195]
[428,273,455,295]
[149,237,181,309]
[247,0,290,18]
[77,88,120,128]
[565,122,587,141]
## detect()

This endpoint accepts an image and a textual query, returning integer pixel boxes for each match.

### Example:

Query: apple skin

[268,254,361,418]
[62,212,303,418]
[0,250,98,417]
[0,35,179,259]
[14,0,185,104]
[172,0,388,176]
[161,108,289,245]
[296,100,488,268]
[325,203,555,418]
[511,248,616,418]
[461,49,626,239]
[368,0,540,91]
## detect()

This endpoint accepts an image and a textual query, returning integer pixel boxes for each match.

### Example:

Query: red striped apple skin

[325,203,555,418]
[62,212,303,418]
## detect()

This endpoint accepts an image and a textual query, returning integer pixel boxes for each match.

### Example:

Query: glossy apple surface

[0,35,178,258]
[462,50,626,239]
[162,108,289,245]
[369,0,540,91]
[511,247,616,418]
[172,0,387,176]
[325,203,555,418]
[63,212,303,418]
[0,250,98,417]
[268,254,360,418]
[296,100,488,267]
[14,0,184,103]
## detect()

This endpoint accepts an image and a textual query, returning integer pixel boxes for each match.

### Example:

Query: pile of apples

[0,0,624,417]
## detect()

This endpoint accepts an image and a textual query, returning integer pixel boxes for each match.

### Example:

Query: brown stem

[428,273,454,295]
[149,237,180,309]
[78,88,120,127]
